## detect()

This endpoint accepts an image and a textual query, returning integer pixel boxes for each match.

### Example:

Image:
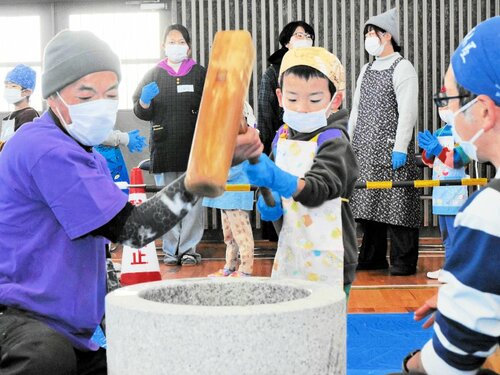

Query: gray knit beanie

[364,8,400,45]
[42,29,121,99]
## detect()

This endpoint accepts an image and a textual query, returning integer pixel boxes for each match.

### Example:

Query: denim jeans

[154,171,204,259]
[438,215,457,260]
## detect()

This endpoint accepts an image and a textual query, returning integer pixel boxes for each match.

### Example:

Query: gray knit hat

[364,8,400,45]
[42,29,121,99]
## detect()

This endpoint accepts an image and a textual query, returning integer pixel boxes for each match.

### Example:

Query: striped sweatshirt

[420,172,500,374]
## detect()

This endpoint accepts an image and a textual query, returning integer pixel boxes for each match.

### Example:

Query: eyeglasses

[433,93,472,108]
[292,31,312,40]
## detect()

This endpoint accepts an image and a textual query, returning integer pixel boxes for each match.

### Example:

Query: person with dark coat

[133,24,206,266]
[257,20,315,154]
[257,20,315,242]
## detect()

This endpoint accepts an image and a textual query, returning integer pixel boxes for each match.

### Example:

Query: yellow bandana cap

[279,47,346,91]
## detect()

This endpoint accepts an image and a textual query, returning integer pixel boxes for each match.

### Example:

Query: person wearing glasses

[417,88,472,280]
[133,24,206,267]
[257,20,315,243]
[348,8,421,276]
[258,21,315,155]
[1,64,39,151]
[395,16,499,375]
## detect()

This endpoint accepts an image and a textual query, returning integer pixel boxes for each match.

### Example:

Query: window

[0,16,42,112]
[69,12,161,109]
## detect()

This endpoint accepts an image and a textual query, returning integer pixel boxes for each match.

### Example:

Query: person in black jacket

[133,24,206,266]
[257,21,315,155]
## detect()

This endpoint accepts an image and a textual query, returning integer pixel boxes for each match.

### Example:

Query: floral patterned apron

[272,132,344,288]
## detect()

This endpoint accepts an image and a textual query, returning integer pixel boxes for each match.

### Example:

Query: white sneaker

[426,269,442,280]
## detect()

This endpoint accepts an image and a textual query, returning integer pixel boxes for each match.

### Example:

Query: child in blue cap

[1,64,39,150]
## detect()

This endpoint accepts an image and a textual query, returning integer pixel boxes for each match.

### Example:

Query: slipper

[208,268,234,277]
[164,257,179,266]
[181,253,201,266]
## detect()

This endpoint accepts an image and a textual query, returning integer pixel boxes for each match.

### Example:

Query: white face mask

[450,98,482,161]
[438,108,454,124]
[55,92,118,146]
[165,44,189,63]
[364,36,386,56]
[282,93,336,133]
[290,39,313,49]
[4,88,24,105]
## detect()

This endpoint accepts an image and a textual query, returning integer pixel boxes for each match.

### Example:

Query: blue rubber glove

[417,130,442,157]
[257,190,283,221]
[244,154,298,198]
[140,82,160,105]
[127,129,147,153]
[392,151,407,170]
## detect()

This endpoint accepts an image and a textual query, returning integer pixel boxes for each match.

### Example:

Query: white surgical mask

[3,88,24,105]
[55,92,118,146]
[451,98,482,161]
[364,36,386,56]
[438,109,454,124]
[290,39,313,49]
[282,93,336,133]
[165,44,189,63]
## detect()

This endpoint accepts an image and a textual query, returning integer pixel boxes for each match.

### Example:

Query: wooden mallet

[185,30,255,198]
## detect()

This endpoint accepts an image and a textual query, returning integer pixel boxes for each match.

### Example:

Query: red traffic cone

[128,167,146,205]
[120,168,162,286]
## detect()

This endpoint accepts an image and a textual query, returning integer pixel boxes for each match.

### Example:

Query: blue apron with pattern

[272,129,344,288]
[432,134,468,215]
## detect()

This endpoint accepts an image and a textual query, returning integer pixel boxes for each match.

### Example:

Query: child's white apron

[273,134,344,288]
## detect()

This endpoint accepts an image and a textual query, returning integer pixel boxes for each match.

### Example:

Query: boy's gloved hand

[244,154,298,198]
[257,190,283,221]
[392,151,407,170]
[140,82,160,105]
[417,130,443,157]
[127,130,147,153]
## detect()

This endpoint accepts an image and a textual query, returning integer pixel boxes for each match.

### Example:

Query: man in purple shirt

[0,30,262,374]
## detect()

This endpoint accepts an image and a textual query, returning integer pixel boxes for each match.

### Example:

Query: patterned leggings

[221,209,255,274]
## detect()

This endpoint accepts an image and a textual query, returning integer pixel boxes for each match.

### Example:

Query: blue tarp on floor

[347,312,433,375]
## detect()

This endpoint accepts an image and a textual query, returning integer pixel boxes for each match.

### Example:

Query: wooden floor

[111,239,443,314]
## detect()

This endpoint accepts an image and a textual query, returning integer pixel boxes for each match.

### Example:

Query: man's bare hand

[414,293,438,329]
[232,127,263,166]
